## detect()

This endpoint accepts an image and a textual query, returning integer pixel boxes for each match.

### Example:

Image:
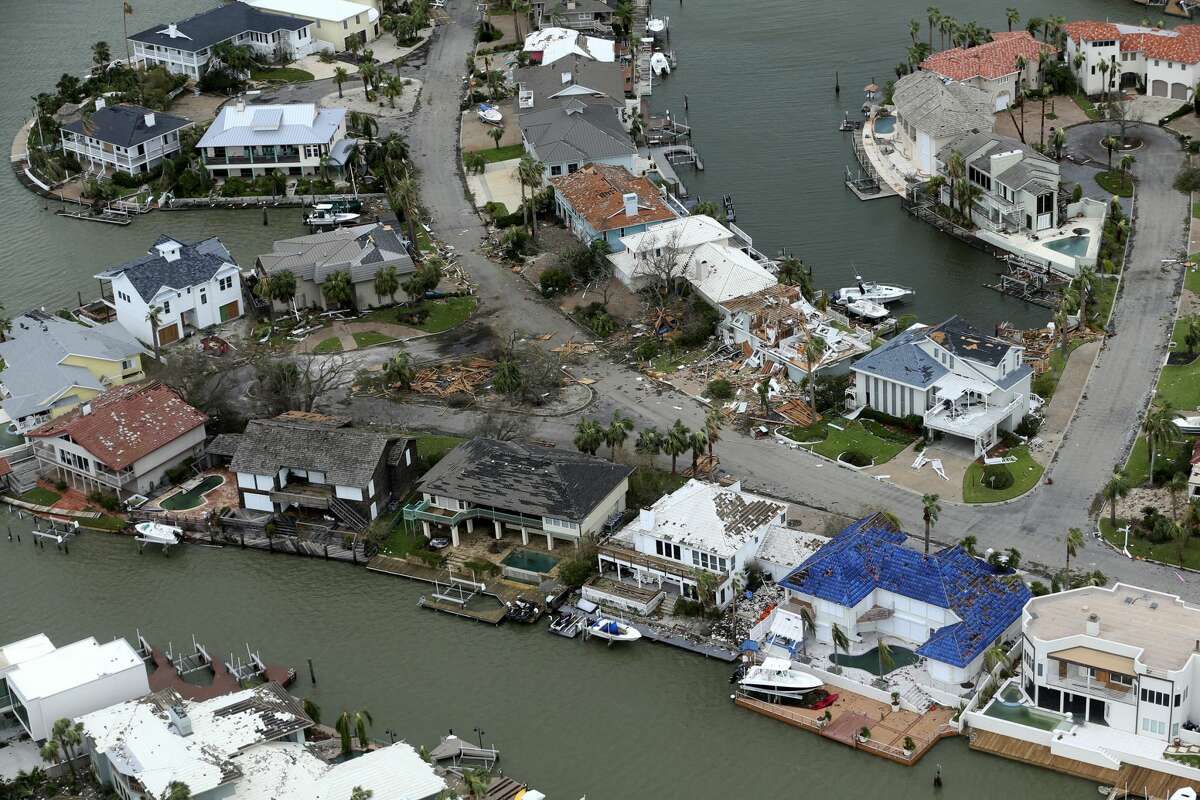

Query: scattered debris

[410,357,496,397]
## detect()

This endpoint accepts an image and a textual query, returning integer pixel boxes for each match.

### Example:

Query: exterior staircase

[901,683,934,713]
[329,497,368,531]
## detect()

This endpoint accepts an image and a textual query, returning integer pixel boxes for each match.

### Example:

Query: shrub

[165,459,194,485]
[54,479,68,491]
[980,464,1014,490]
[220,176,251,197]
[502,227,532,259]
[859,726,871,740]
[86,489,121,511]
[1071,183,1084,203]
[1029,581,1049,596]
[558,557,596,587]
[590,311,616,338]
[539,267,571,297]
[634,339,660,361]
[841,449,872,467]
[413,550,447,568]
[998,429,1021,448]
[903,736,916,752]
[672,597,703,616]
[1174,166,1200,193]
[676,297,719,347]
[705,378,734,400]
[1014,415,1042,437]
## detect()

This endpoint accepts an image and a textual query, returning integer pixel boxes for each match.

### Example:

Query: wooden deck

[969,730,1120,783]
[1117,764,1200,799]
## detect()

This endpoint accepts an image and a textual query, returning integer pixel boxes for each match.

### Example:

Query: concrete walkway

[1034,338,1101,466]
[299,320,423,353]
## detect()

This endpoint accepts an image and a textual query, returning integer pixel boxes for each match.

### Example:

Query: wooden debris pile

[410,357,496,397]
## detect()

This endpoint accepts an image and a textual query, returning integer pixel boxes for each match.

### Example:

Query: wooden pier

[369,555,523,625]
[55,206,131,225]
[137,631,295,700]
[982,255,1068,309]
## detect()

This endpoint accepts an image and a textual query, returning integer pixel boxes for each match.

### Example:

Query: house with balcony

[409,437,632,550]
[59,101,191,176]
[778,513,1030,685]
[97,235,244,348]
[592,480,787,613]
[891,70,993,176]
[919,31,1056,111]
[26,382,208,499]
[848,317,1032,457]
[0,310,146,435]
[1066,20,1200,100]
[229,412,416,531]
[935,131,1060,235]
[197,101,349,180]
[531,0,615,35]
[128,3,317,80]
[243,0,382,51]
[520,96,635,179]
[549,163,678,252]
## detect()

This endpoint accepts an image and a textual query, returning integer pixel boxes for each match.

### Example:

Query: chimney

[1086,613,1100,637]
[81,402,92,416]
[94,97,106,111]
[236,99,246,113]
[144,112,156,128]
[167,704,193,737]
[622,192,639,218]
[639,509,655,530]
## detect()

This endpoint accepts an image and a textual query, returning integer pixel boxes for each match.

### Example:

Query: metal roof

[197,103,345,148]
[61,104,191,148]
[129,3,310,51]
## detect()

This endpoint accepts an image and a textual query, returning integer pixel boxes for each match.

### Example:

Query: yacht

[845,298,888,320]
[737,657,824,701]
[586,618,642,643]
[832,279,915,305]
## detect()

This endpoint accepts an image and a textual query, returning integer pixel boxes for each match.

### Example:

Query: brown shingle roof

[550,163,677,233]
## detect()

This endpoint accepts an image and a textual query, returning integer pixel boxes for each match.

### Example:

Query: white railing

[1044,670,1137,704]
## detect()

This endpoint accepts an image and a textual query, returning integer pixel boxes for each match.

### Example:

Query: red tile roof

[27,382,207,471]
[1067,21,1200,65]
[920,31,1056,81]
[549,163,677,233]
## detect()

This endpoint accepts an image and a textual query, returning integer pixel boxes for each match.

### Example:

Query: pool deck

[146,469,237,519]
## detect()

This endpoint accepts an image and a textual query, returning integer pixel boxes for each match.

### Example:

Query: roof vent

[1150,601,1158,610]
[622,192,639,218]
[81,402,92,416]
[144,112,156,128]
[1085,613,1100,637]
[167,703,193,737]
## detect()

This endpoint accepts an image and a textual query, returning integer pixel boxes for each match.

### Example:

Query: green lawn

[380,523,428,557]
[414,434,465,465]
[1187,260,1200,294]
[1032,340,1083,401]
[1090,276,1119,327]
[1099,517,1200,569]
[250,67,315,82]
[19,487,61,506]
[313,336,343,354]
[413,296,477,333]
[650,345,710,374]
[1095,170,1133,197]
[1072,93,1099,120]
[466,144,525,163]
[962,447,1044,503]
[1156,358,1200,410]
[352,330,395,348]
[81,515,128,532]
[1125,435,1151,486]
[786,418,915,465]
[1192,203,1200,219]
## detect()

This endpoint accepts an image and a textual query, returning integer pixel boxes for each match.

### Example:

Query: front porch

[923,379,1022,457]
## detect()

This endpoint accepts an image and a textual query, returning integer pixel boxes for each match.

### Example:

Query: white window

[655,540,680,560]
[218,275,234,291]
[121,358,136,370]
[162,300,171,314]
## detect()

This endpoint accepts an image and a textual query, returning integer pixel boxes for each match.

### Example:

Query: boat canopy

[759,657,794,672]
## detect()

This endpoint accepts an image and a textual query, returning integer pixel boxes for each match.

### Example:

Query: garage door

[1172,82,1190,100]
[994,92,1011,111]
[1152,79,1168,97]
[156,322,181,346]
[219,300,240,322]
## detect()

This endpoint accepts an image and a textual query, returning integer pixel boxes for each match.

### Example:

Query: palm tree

[691,568,721,616]
[0,303,10,342]
[687,430,708,472]
[41,718,83,784]
[1168,472,1188,521]
[756,378,771,416]
[1103,134,1118,170]
[635,427,663,465]
[349,788,373,800]
[604,410,633,460]
[462,768,492,799]
[1006,7,1020,31]
[927,6,941,48]
[574,418,604,456]
[1143,400,1179,479]
[1170,519,1190,567]
[665,419,690,473]
[381,74,405,108]
[1065,527,1084,574]
[984,642,1009,673]
[1074,265,1098,328]
[162,782,192,800]
[335,709,373,757]
[831,623,850,671]
[944,150,965,214]
[374,264,400,305]
[1102,469,1131,529]
[1052,127,1067,160]
[703,407,723,461]
[876,637,894,676]
[388,175,422,262]
[348,111,378,143]
[145,305,163,360]
[383,352,415,390]
[776,256,813,296]
[92,40,111,71]
[921,493,940,555]
[322,269,355,310]
[517,155,544,239]
[614,0,634,40]
[908,19,921,44]
[804,334,826,409]
[334,66,349,98]
[122,2,135,65]
[960,534,978,555]
[487,126,504,150]
[1182,314,1200,357]
[799,603,816,657]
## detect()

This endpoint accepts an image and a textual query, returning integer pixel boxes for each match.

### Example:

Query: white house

[936,130,1061,234]
[848,317,1033,456]
[197,101,349,179]
[26,382,208,499]
[594,479,787,612]
[59,101,192,176]
[891,70,994,176]
[242,0,381,51]
[920,31,1056,111]
[0,634,56,717]
[1066,20,1200,100]
[128,3,317,80]
[776,513,1031,685]
[5,636,148,742]
[97,236,244,348]
[522,26,616,66]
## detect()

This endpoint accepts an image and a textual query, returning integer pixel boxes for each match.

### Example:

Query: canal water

[0,516,1099,798]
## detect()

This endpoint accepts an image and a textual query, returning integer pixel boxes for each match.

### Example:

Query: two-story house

[531,0,614,35]
[522,26,616,67]
[59,101,192,176]
[1066,20,1200,100]
[514,58,629,124]
[891,70,993,176]
[243,0,382,51]
[410,437,632,550]
[593,479,786,613]
[128,3,317,80]
[97,236,244,348]
[229,413,417,530]
[197,101,348,180]
[520,97,636,179]
[26,382,208,499]
[919,31,1056,111]
[0,311,145,435]
[549,163,678,252]
[936,131,1060,235]
[849,317,1033,456]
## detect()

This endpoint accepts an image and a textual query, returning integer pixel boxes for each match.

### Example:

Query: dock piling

[308,658,317,684]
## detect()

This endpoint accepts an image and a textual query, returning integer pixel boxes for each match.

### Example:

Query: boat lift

[28,518,79,553]
[164,634,214,677]
[225,643,270,683]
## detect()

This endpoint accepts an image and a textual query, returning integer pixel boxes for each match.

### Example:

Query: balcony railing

[1044,671,1137,705]
[402,498,545,530]
[205,151,301,166]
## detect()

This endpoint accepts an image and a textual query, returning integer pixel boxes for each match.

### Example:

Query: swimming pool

[831,645,919,675]
[983,687,1071,731]
[1044,235,1090,257]
[873,115,896,134]
[161,475,225,511]
[502,549,560,574]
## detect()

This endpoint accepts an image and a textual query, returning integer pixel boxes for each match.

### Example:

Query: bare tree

[473,413,533,441]
[1103,95,1141,148]
[152,347,244,432]
[636,230,688,315]
[513,343,562,405]
[253,353,355,414]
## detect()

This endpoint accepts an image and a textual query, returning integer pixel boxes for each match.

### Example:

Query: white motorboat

[845,298,888,320]
[650,52,671,76]
[832,279,915,305]
[134,521,182,553]
[1169,789,1196,800]
[586,618,642,643]
[306,209,361,227]
[1173,414,1200,434]
[646,17,668,34]
[476,103,503,125]
[737,657,824,701]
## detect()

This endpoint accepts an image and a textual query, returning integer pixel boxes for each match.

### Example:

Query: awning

[325,137,360,167]
[1050,646,1136,676]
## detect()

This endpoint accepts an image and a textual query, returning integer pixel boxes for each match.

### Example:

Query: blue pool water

[1045,235,1090,257]
[873,115,896,134]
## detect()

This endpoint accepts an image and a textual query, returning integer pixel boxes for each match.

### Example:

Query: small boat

[838,112,857,132]
[306,209,361,227]
[845,298,888,320]
[548,610,580,637]
[1173,415,1200,434]
[650,52,671,76]
[505,596,540,623]
[587,618,642,643]
[1170,790,1197,800]
[134,521,181,553]
[832,279,915,305]
[477,103,503,126]
[737,657,824,702]
[647,17,667,33]
[314,198,362,214]
[722,193,736,223]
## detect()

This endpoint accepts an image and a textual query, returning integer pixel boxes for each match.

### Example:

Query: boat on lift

[735,657,824,702]
[134,521,182,553]
[845,298,888,320]
[305,208,361,227]
[586,618,642,643]
[832,278,914,305]
[650,52,671,76]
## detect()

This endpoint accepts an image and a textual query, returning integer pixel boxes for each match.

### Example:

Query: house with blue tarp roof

[778,513,1030,684]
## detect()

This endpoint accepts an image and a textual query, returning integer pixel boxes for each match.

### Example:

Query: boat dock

[136,631,295,700]
[368,555,523,625]
[982,255,1068,309]
[845,137,897,201]
[55,205,132,225]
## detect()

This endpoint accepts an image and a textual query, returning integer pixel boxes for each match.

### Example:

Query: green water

[501,548,559,573]
[159,475,224,511]
[983,695,1070,732]
[832,645,921,676]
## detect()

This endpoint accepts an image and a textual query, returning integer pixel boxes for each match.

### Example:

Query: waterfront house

[530,0,615,35]
[514,58,628,117]
[593,480,787,612]
[848,317,1032,457]
[0,634,56,718]
[0,310,146,435]
[549,163,678,251]
[81,683,445,800]
[891,71,993,176]
[607,214,778,306]
[242,0,382,50]
[522,26,616,66]
[1066,21,1200,100]
[129,3,317,80]
[97,235,244,348]
[5,636,148,742]
[935,130,1061,234]
[26,381,208,499]
[919,31,1056,111]
[520,97,636,179]
[59,101,192,177]
[230,413,416,530]
[254,223,416,311]
[411,437,632,549]
[779,513,1031,685]
[196,101,349,180]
